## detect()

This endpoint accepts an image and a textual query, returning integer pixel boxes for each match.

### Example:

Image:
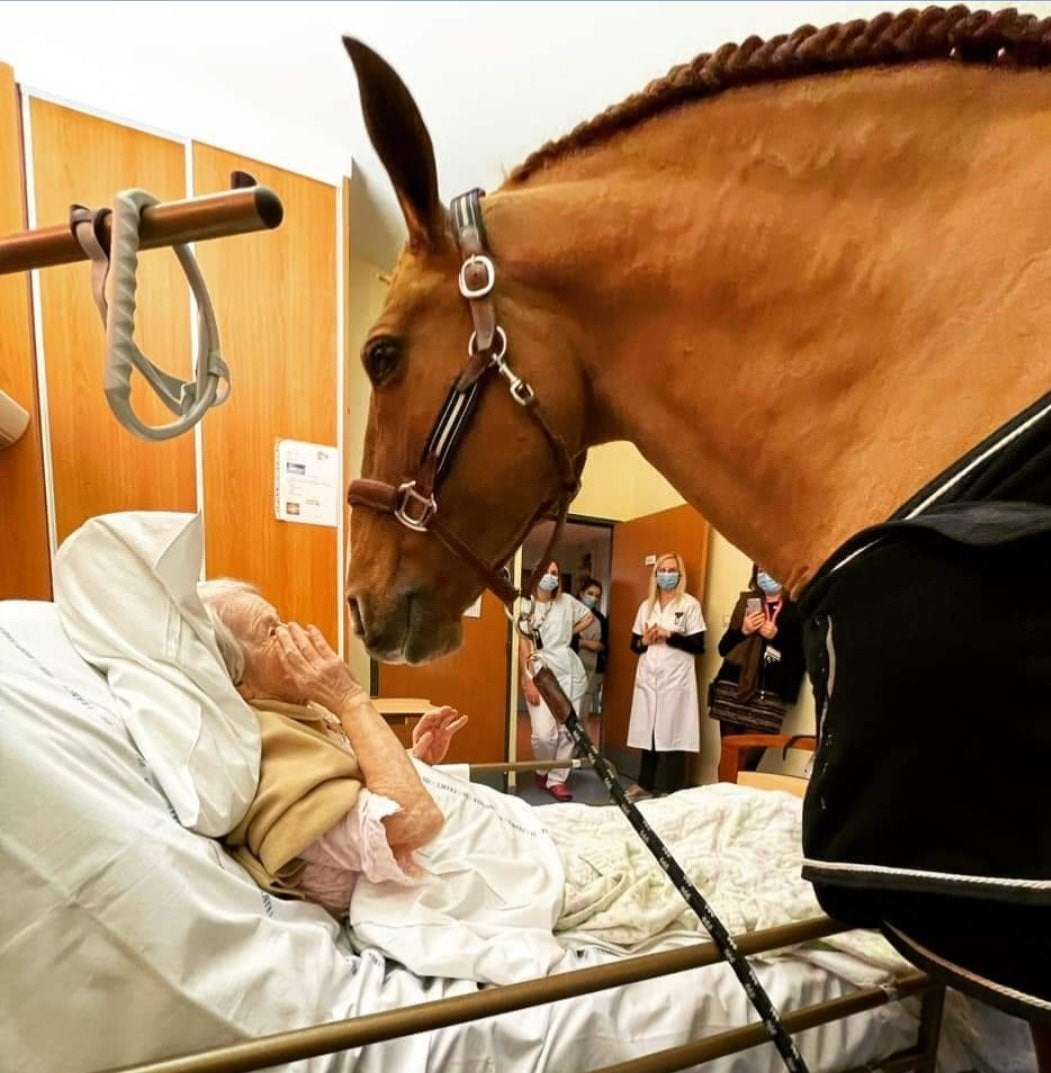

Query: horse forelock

[507,5,1051,186]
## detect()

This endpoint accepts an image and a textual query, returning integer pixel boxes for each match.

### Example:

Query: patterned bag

[706,679,787,734]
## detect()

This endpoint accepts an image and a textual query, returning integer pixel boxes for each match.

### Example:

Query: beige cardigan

[223,700,363,898]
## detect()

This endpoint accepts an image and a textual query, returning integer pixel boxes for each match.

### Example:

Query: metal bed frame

[98,914,946,1073]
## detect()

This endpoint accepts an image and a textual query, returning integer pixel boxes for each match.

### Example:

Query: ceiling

[2,0,1047,264]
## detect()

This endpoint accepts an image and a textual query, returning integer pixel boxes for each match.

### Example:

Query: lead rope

[71,188,230,441]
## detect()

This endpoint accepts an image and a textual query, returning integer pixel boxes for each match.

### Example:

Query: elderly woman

[197,578,465,912]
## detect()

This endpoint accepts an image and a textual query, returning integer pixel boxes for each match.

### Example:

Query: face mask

[538,573,559,593]
[656,570,679,591]
[581,593,598,609]
[756,570,782,596]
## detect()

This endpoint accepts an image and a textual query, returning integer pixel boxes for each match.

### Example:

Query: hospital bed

[0,593,1033,1073]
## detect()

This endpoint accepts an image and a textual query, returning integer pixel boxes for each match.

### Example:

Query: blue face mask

[538,573,559,593]
[756,570,782,596]
[656,570,679,591]
[581,593,598,609]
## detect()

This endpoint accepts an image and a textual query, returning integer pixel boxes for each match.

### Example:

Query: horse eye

[362,336,403,386]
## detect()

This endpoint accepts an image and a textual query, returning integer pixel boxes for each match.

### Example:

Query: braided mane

[508,5,1051,185]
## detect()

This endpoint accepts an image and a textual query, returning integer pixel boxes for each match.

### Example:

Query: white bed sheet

[0,599,1032,1073]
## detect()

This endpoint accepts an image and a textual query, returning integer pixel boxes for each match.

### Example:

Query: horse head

[343,40,587,664]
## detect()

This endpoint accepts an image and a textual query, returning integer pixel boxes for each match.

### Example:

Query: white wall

[573,442,684,523]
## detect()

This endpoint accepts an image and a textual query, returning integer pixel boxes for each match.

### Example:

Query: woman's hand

[412,706,469,765]
[523,677,541,706]
[272,623,366,711]
[741,611,765,636]
[758,619,779,640]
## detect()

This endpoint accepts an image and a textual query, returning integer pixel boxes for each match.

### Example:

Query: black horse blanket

[799,393,1051,1023]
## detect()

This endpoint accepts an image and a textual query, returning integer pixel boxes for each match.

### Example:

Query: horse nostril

[347,596,365,638]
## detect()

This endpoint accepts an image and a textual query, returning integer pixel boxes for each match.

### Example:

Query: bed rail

[95,916,943,1073]
[589,971,939,1073]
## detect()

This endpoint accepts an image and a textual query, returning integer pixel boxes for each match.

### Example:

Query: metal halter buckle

[394,480,437,532]
[458,254,495,299]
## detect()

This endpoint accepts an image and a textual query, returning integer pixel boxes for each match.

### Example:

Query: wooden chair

[718,734,816,799]
[371,697,432,748]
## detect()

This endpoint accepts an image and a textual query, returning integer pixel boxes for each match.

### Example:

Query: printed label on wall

[274,439,339,527]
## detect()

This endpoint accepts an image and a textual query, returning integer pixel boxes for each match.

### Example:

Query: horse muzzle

[347,588,463,665]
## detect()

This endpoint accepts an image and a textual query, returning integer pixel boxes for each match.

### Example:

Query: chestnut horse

[344,6,1050,1059]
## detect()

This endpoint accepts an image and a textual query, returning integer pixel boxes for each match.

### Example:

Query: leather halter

[347,188,582,616]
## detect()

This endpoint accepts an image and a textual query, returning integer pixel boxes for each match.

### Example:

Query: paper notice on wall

[463,595,482,619]
[274,439,340,527]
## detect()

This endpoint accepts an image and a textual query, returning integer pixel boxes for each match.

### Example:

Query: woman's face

[535,561,561,596]
[583,584,602,603]
[220,593,293,701]
[656,556,678,576]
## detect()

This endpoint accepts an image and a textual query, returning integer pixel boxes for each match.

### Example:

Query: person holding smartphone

[708,564,806,739]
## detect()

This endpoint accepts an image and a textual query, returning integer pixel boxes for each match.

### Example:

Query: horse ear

[343,37,445,250]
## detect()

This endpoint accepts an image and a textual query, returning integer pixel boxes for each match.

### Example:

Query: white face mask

[656,570,679,591]
[538,573,559,593]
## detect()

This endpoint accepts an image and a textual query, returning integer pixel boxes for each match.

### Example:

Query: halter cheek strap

[347,187,582,613]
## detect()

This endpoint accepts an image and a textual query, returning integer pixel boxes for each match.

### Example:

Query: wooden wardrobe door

[0,67,50,599]
[378,592,511,765]
[194,146,339,642]
[30,99,195,542]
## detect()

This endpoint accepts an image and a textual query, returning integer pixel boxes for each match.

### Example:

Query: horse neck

[491,64,1051,592]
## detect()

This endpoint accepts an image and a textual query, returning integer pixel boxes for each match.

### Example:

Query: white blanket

[350,767,909,987]
[349,763,567,985]
[546,784,907,978]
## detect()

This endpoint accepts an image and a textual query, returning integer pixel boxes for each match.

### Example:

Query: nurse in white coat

[520,560,593,802]
[626,553,706,800]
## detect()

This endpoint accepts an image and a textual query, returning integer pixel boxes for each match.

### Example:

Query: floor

[501,713,639,807]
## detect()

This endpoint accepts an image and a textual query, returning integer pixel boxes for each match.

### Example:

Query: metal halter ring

[467,324,508,363]
[458,254,495,299]
[394,480,437,532]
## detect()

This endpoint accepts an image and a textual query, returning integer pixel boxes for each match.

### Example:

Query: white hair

[197,577,260,685]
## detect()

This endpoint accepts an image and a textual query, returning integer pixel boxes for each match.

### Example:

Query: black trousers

[638,746,687,794]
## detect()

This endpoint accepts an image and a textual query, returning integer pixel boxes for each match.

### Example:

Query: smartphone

[745,597,762,617]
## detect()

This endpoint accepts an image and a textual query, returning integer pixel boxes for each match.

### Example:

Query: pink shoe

[535,772,548,792]
[547,783,573,802]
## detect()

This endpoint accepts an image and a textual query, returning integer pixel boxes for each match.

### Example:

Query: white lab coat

[627,593,705,753]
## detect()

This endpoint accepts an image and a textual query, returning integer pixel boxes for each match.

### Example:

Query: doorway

[518,515,614,799]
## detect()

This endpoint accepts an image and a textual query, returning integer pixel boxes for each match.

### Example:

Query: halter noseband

[346,188,582,617]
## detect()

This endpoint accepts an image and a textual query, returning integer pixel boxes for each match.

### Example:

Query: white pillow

[53,512,259,836]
